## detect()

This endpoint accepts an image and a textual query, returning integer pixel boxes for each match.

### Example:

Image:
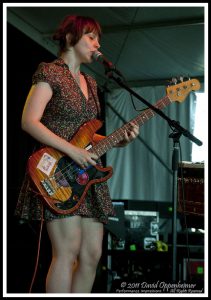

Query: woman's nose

[94,39,100,49]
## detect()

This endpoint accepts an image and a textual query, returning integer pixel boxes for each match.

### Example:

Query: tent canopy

[7,5,205,89]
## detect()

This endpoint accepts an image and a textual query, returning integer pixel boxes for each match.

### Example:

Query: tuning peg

[178,75,184,82]
[171,77,177,84]
[184,75,191,81]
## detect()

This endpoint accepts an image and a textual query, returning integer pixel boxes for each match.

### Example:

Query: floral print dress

[15,58,115,224]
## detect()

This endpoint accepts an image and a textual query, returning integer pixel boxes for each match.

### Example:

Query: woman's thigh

[46,216,82,255]
[79,218,104,260]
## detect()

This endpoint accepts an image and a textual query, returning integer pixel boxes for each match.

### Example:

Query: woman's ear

[65,33,72,47]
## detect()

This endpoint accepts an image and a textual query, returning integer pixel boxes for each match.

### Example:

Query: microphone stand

[104,67,202,282]
[169,129,182,281]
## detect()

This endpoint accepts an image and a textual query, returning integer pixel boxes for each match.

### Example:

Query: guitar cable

[28,203,44,293]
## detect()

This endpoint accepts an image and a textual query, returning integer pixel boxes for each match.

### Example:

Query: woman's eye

[87,33,99,44]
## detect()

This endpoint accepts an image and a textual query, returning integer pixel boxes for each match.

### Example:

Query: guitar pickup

[41,179,55,196]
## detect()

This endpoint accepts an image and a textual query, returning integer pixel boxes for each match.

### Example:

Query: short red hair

[53,15,101,54]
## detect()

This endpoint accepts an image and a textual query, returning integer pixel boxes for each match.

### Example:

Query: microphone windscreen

[92,51,103,62]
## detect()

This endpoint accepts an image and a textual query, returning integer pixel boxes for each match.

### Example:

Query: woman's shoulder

[33,58,65,80]
[36,58,63,72]
[32,58,63,84]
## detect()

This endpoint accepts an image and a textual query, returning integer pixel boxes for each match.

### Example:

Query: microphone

[92,51,114,69]
[92,51,123,77]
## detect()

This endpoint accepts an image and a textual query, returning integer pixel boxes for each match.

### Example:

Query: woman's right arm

[22,82,98,168]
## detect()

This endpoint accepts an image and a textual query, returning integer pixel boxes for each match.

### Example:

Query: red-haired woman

[15,15,139,293]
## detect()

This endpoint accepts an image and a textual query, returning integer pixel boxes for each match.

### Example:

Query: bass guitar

[27,78,200,214]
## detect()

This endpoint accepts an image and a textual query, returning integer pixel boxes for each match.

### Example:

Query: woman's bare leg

[71,218,104,293]
[45,216,82,293]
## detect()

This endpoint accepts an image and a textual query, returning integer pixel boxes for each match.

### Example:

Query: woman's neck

[60,51,80,75]
[60,52,82,87]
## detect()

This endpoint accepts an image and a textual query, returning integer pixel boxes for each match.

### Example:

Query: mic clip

[104,64,124,79]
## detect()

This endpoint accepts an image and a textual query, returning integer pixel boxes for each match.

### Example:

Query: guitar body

[27,119,113,215]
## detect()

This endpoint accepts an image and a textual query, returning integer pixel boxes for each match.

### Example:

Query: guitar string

[42,80,192,189]
[44,97,170,191]
[44,96,171,193]
[49,97,170,189]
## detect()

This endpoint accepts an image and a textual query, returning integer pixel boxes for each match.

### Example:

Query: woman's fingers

[80,152,98,169]
[124,122,139,142]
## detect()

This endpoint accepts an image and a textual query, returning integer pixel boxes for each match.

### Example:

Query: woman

[15,15,139,293]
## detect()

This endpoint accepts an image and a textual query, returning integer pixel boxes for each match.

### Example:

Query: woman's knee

[79,218,104,267]
[46,216,82,261]
[51,240,81,267]
[60,237,81,256]
[80,243,102,267]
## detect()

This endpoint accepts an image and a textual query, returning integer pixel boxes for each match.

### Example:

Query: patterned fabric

[15,58,115,224]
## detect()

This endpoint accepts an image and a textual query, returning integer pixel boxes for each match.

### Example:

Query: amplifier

[177,161,204,217]
[124,210,159,251]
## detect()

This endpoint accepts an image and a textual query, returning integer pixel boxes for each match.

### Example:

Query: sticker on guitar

[37,153,57,176]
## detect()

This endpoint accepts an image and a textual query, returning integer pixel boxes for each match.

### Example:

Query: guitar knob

[73,195,79,201]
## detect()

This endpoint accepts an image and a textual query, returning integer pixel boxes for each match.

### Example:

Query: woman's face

[74,32,100,63]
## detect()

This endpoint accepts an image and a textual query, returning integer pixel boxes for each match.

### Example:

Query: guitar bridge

[41,179,55,196]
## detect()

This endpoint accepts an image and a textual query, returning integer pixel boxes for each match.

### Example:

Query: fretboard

[91,95,171,158]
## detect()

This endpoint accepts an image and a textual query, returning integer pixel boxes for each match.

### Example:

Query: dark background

[7,22,107,293]
[7,22,55,293]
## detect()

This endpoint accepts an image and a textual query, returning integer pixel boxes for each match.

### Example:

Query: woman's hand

[115,122,139,147]
[67,145,98,169]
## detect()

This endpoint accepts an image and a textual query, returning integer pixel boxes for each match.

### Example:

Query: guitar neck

[91,95,171,157]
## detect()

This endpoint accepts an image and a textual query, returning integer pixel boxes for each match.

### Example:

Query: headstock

[166,78,201,102]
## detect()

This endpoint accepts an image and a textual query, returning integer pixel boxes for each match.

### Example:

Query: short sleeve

[32,62,54,88]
